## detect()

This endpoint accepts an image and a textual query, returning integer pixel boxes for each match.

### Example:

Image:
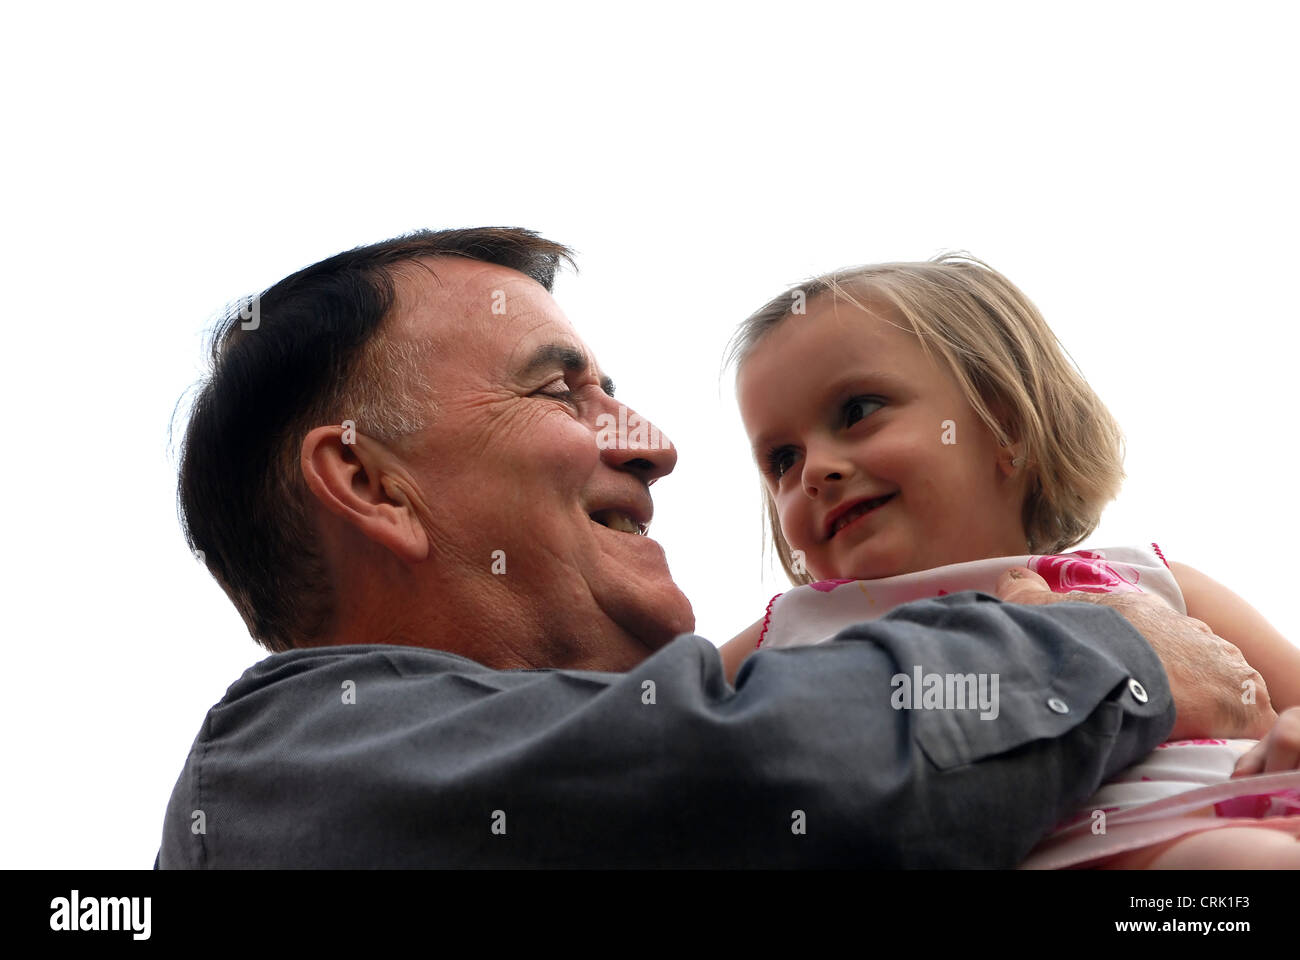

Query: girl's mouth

[827,493,896,539]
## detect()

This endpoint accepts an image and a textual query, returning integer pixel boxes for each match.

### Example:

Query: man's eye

[537,378,576,402]
[845,396,884,427]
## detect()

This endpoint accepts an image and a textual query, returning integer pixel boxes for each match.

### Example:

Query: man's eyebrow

[521,343,615,396]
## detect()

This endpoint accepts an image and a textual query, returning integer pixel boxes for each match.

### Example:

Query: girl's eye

[845,396,884,427]
[765,446,798,480]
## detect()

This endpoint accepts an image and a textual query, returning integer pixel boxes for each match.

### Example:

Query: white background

[1,2,1296,868]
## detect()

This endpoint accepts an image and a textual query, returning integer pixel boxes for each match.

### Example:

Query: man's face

[385,257,694,670]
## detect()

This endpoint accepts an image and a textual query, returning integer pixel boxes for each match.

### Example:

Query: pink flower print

[1028,552,1143,594]
[1154,739,1229,749]
[1216,789,1300,819]
[1215,794,1276,819]
[809,578,856,593]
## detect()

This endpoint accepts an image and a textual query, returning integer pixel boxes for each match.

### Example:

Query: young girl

[720,254,1300,869]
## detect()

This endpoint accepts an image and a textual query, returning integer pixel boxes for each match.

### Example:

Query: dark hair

[176,227,576,652]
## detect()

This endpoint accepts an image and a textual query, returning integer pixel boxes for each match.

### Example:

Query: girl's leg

[1100,826,1300,869]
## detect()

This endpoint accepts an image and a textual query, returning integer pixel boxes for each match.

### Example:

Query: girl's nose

[801,445,853,498]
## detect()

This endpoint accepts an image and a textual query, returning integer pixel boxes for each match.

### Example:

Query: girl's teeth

[836,496,889,533]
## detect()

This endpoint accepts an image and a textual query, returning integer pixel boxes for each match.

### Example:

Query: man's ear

[300,425,429,563]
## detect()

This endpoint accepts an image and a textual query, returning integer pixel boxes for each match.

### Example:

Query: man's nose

[596,403,678,483]
[801,442,853,498]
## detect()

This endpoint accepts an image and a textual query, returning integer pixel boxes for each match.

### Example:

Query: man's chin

[606,582,696,662]
[592,535,694,641]
[639,591,696,651]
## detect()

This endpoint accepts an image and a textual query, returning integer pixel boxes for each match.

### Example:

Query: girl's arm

[720,616,765,683]
[1168,560,1300,712]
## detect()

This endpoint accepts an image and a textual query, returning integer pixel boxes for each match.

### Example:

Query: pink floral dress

[755,544,1300,868]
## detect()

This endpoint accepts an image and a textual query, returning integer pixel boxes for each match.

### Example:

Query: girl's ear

[998,444,1027,478]
[993,411,1029,479]
[988,396,1028,474]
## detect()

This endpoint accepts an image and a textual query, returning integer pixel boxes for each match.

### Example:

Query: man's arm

[158,593,1170,868]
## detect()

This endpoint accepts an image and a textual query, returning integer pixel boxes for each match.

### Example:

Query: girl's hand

[1232,707,1300,777]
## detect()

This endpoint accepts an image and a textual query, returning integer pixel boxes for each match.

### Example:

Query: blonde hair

[724,253,1126,586]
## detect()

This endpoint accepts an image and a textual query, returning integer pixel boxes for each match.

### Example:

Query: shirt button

[1047,697,1069,714]
[1128,678,1149,703]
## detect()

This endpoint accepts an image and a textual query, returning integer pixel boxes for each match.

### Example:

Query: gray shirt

[156,592,1173,867]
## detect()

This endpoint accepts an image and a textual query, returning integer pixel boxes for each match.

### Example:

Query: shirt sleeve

[157,591,1173,868]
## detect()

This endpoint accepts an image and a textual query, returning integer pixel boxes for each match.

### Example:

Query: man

[158,227,1273,867]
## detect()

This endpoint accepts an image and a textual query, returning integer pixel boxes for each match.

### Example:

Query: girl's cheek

[776,498,808,552]
[866,435,916,475]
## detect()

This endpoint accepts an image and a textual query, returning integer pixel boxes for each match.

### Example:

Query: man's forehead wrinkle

[450,257,546,303]
[386,268,523,353]
[393,256,538,319]
[386,260,615,399]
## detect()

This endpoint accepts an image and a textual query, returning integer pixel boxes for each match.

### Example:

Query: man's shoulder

[208,643,478,710]
[199,634,721,740]
[157,634,722,867]
[204,642,536,733]
[227,642,488,692]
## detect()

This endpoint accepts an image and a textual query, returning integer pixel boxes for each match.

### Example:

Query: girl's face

[737,295,1033,581]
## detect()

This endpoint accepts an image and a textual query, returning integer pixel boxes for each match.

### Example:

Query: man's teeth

[606,514,640,534]
[593,510,644,535]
